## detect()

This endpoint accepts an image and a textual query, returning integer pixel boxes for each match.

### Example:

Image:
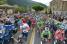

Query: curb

[28,28,35,44]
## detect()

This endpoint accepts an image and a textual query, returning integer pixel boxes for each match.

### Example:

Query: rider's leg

[63,41,65,44]
[26,32,28,38]
[22,32,25,38]
[24,32,28,38]
[48,39,51,43]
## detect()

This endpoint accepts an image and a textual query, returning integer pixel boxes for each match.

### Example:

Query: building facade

[50,0,67,16]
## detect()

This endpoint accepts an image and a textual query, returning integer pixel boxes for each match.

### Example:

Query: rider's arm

[41,31,44,39]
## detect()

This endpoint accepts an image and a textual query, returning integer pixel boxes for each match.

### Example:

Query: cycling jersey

[37,19,44,29]
[54,29,64,41]
[41,27,51,39]
[22,23,30,33]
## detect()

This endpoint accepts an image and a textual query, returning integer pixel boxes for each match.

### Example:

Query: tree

[48,9,52,14]
[32,1,47,8]
[7,0,32,11]
[15,6,26,13]
[0,0,7,5]
[45,9,47,14]
[7,0,32,6]
[32,5,44,11]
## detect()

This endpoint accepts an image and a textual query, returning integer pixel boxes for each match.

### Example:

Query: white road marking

[41,41,42,44]
[32,36,35,44]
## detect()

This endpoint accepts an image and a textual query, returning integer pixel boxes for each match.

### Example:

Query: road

[9,31,27,44]
[34,29,54,44]
[34,30,41,44]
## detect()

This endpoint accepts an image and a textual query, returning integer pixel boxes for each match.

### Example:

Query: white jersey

[22,23,30,33]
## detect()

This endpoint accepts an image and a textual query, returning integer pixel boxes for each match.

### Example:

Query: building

[50,0,67,16]
[0,4,15,18]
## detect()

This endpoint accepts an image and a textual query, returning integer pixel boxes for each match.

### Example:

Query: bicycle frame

[42,38,51,44]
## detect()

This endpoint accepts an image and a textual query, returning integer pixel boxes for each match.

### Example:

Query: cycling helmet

[59,26,64,30]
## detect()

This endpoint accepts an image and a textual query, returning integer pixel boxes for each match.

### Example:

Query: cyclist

[26,17,31,27]
[37,19,44,33]
[41,25,52,43]
[22,18,30,38]
[30,17,36,28]
[54,27,65,44]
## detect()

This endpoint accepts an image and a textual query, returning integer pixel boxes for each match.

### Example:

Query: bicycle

[54,39,65,44]
[17,34,23,44]
[41,35,51,44]
[64,38,67,44]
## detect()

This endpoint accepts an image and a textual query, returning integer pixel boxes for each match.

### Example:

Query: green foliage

[32,1,47,8]
[0,0,7,5]
[32,1,47,11]
[15,6,26,13]
[45,10,47,14]
[32,5,44,11]
[7,0,32,7]
[48,9,52,14]
[7,0,32,12]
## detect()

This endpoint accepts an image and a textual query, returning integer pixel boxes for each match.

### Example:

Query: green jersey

[37,19,44,28]
[41,29,51,39]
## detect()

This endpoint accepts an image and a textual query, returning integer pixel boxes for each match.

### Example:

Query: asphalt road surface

[9,31,27,44]
[34,30,53,44]
[34,30,41,44]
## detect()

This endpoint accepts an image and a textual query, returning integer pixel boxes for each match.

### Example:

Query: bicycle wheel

[9,38,14,44]
[42,38,48,44]
[18,40,23,44]
[54,40,65,44]
[54,40,57,44]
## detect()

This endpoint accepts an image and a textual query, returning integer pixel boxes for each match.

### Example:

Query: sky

[32,0,52,6]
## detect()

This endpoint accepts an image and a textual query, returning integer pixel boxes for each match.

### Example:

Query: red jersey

[54,29,64,41]
[30,18,36,25]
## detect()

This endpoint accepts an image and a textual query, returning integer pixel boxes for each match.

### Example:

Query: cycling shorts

[43,35,48,38]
